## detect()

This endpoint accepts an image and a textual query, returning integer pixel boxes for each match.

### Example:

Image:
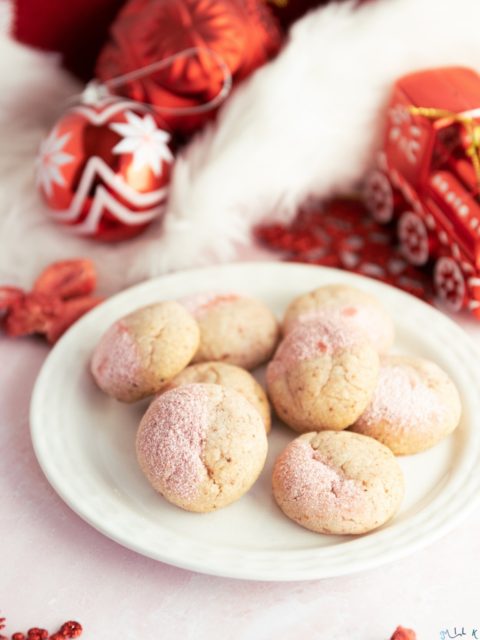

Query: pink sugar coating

[293,304,391,350]
[267,317,359,383]
[277,440,362,517]
[179,292,241,318]
[92,321,141,387]
[357,361,445,433]
[137,384,212,500]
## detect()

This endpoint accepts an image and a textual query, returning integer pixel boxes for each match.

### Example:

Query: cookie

[180,292,279,370]
[162,361,271,432]
[351,355,462,455]
[266,318,379,432]
[136,383,268,512]
[283,284,394,353]
[272,430,404,535]
[91,301,200,403]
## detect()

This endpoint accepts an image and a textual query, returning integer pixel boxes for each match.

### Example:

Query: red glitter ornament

[36,93,174,242]
[96,0,282,133]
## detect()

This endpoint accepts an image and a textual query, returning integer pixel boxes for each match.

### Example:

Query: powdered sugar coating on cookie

[91,321,142,391]
[283,284,394,353]
[272,431,404,535]
[352,355,461,455]
[267,317,360,384]
[136,383,268,512]
[275,439,363,519]
[91,301,200,403]
[136,385,211,500]
[179,292,240,317]
[180,293,280,370]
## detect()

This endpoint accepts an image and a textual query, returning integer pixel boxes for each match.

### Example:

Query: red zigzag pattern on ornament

[48,155,168,235]
[47,97,169,235]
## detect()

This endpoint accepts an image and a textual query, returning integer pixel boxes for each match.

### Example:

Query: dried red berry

[59,621,82,638]
[45,295,104,344]
[390,626,417,640]
[3,293,63,337]
[49,635,64,640]
[33,259,96,300]
[12,633,25,640]
[0,287,24,315]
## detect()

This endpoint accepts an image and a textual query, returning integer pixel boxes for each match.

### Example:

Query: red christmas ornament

[95,0,282,133]
[36,92,174,242]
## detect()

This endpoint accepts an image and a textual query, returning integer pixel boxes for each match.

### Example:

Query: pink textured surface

[357,360,445,434]
[267,318,359,383]
[179,292,240,317]
[136,385,211,499]
[274,439,363,517]
[91,321,141,390]
[3,260,480,639]
[292,304,392,351]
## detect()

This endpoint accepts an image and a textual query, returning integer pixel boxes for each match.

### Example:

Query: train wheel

[397,211,430,266]
[364,170,394,223]
[434,257,466,312]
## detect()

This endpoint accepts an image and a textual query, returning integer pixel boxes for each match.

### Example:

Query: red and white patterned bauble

[36,93,174,242]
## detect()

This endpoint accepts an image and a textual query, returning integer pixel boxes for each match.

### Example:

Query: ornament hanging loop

[82,47,233,116]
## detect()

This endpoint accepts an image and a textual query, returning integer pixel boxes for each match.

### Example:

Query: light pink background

[3,256,480,640]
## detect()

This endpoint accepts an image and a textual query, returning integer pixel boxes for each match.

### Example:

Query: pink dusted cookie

[91,301,200,403]
[272,430,404,535]
[282,284,394,353]
[161,361,271,432]
[180,292,279,370]
[136,383,268,512]
[266,318,379,432]
[351,355,462,455]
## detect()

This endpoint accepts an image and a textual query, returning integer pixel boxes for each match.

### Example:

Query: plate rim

[30,261,480,581]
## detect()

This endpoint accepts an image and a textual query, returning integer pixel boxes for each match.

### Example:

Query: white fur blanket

[1,0,480,293]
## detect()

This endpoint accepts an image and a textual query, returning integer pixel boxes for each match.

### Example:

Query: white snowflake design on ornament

[388,104,422,164]
[110,111,173,176]
[36,129,74,198]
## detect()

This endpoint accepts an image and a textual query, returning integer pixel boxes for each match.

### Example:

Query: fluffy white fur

[1,0,480,292]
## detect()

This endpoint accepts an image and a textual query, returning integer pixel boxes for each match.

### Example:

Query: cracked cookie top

[136,383,268,512]
[351,355,461,455]
[91,301,200,403]
[266,318,379,432]
[272,430,404,535]
[161,361,271,432]
[179,292,280,370]
[282,284,394,353]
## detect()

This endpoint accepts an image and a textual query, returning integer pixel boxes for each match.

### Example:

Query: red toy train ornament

[364,66,480,317]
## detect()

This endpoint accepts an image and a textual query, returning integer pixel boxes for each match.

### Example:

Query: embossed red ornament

[96,0,282,133]
[36,94,174,242]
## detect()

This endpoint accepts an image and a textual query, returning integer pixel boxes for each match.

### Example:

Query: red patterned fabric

[255,199,433,301]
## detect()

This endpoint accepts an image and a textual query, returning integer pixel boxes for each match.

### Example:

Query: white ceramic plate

[30,262,480,581]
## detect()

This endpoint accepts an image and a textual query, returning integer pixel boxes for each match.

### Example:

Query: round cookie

[283,284,394,353]
[272,430,404,535]
[91,301,200,403]
[180,292,279,370]
[136,383,268,512]
[266,318,379,432]
[162,361,271,433]
[351,355,461,455]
